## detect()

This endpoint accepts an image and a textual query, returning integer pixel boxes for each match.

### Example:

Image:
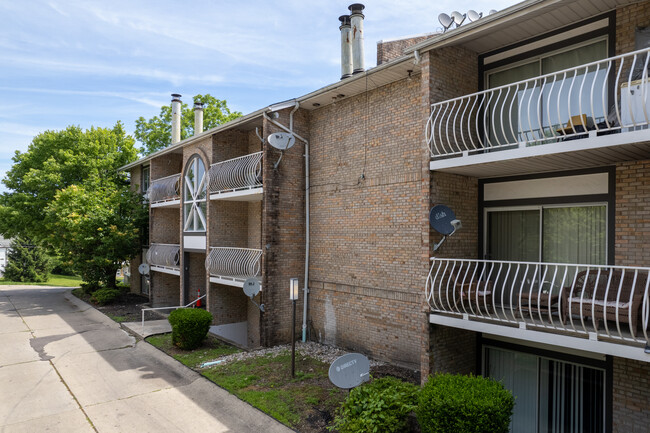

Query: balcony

[427,48,650,177]
[147,243,181,275]
[206,247,262,288]
[208,152,263,201]
[426,258,650,361]
[148,174,181,208]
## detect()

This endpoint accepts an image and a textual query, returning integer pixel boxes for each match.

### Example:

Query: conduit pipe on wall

[263,102,310,343]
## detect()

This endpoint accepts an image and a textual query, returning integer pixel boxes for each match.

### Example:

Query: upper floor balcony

[206,247,262,288]
[426,257,650,362]
[208,151,263,201]
[427,48,650,177]
[147,243,181,275]
[148,174,181,208]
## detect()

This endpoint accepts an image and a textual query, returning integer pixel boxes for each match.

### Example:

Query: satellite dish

[267,132,295,150]
[438,13,453,31]
[429,204,458,235]
[328,353,370,389]
[451,11,466,26]
[243,278,261,298]
[138,263,150,275]
[489,9,498,15]
[467,10,482,22]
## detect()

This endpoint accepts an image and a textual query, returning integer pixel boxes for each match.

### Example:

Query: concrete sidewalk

[0,286,295,433]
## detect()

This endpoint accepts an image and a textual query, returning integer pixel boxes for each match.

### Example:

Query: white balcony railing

[206,247,262,284]
[147,243,181,271]
[426,47,650,158]
[426,258,650,345]
[148,174,181,204]
[208,152,262,195]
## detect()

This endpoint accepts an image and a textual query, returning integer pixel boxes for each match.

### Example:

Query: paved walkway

[0,286,295,433]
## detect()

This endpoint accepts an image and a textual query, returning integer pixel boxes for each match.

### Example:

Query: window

[142,165,150,195]
[183,156,207,232]
[486,204,607,265]
[486,38,609,144]
[484,345,606,433]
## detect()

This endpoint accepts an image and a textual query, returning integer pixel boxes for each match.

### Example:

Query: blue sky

[0,0,516,189]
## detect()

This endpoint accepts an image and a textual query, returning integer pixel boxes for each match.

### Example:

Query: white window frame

[183,156,207,233]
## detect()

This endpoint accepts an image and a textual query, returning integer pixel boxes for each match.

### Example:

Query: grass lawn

[0,274,82,287]
[147,334,348,432]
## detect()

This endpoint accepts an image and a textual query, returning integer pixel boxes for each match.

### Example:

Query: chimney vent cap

[193,101,204,109]
[171,93,182,101]
[348,3,365,15]
[339,15,351,26]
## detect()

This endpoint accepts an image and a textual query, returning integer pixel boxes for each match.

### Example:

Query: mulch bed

[72,290,150,322]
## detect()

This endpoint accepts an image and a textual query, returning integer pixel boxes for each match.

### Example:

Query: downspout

[263,103,310,342]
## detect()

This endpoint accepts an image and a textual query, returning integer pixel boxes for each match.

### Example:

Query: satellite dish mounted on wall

[138,263,150,275]
[243,278,265,312]
[429,204,463,251]
[267,132,295,151]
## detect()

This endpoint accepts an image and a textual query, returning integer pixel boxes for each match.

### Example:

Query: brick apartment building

[122,0,650,430]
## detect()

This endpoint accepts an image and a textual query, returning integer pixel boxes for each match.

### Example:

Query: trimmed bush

[329,376,419,433]
[168,308,213,350]
[80,281,102,295]
[90,288,121,305]
[417,374,514,433]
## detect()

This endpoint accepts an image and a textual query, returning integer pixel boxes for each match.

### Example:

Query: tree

[0,123,137,241]
[134,94,242,155]
[46,184,148,288]
[0,122,146,287]
[3,237,51,282]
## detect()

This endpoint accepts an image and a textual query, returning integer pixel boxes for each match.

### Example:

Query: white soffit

[484,172,608,201]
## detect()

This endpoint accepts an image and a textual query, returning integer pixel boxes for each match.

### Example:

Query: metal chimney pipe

[171,93,182,144]
[348,3,365,74]
[339,15,352,79]
[193,101,204,135]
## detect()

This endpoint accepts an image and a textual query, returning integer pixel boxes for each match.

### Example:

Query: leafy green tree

[46,184,148,288]
[0,122,146,288]
[135,94,242,155]
[0,123,137,240]
[3,237,52,282]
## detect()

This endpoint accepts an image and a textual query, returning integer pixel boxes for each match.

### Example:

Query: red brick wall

[377,35,435,65]
[150,153,182,180]
[612,356,650,432]
[308,76,429,369]
[209,283,248,325]
[260,108,307,346]
[428,326,477,376]
[151,272,181,307]
[615,160,650,266]
[150,207,180,244]
[616,2,650,56]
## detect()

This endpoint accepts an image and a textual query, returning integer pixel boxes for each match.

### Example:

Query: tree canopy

[135,94,242,155]
[0,122,147,287]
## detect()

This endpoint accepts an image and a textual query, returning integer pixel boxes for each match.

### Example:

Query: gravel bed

[201,341,385,368]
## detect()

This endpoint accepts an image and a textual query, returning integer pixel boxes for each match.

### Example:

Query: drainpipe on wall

[171,93,182,144]
[263,102,310,342]
[193,101,204,135]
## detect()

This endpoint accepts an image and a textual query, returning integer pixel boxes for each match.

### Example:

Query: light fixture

[312,103,321,107]
[407,70,413,81]
[290,278,299,300]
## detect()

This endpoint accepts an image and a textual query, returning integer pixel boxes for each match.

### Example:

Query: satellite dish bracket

[249,295,265,313]
[433,219,462,251]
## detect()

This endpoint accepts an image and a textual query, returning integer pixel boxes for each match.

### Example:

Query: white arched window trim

[183,155,207,232]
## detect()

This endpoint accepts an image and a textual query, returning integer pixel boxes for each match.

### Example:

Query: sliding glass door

[484,346,606,433]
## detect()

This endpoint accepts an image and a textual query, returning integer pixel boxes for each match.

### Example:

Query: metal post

[291,299,296,377]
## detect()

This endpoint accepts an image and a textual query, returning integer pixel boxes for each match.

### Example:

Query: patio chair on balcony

[566,270,648,332]
[455,280,494,313]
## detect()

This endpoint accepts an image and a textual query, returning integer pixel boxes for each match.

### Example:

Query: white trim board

[484,172,608,200]
[209,187,263,202]
[151,199,180,208]
[150,266,180,276]
[429,313,650,363]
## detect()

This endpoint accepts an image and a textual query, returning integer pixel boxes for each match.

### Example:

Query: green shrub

[329,376,419,433]
[115,282,130,293]
[417,374,514,433]
[90,288,122,305]
[80,281,102,295]
[3,237,51,282]
[168,308,213,350]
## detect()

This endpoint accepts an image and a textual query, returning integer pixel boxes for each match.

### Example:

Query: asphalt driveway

[0,286,294,433]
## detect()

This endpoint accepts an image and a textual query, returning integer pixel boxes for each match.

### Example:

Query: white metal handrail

[148,173,181,203]
[206,247,262,280]
[147,243,180,270]
[141,294,206,335]
[426,47,650,158]
[426,258,650,344]
[208,152,263,194]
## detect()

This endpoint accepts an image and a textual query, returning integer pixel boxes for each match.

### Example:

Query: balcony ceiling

[430,131,650,178]
[407,0,643,56]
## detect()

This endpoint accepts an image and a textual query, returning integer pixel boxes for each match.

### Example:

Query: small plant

[416,373,514,433]
[80,281,102,294]
[90,288,122,305]
[168,308,213,350]
[329,376,419,433]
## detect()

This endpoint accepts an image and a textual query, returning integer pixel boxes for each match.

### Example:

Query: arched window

[183,155,207,232]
